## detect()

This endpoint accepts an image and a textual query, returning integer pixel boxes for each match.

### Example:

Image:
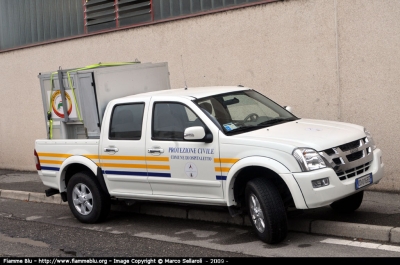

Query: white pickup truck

[34,86,384,244]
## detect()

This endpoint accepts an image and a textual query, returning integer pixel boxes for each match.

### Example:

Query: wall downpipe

[334,0,341,121]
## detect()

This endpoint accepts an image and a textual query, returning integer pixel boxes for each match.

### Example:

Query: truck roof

[124,86,251,100]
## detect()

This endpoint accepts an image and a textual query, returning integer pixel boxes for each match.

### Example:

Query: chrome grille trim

[336,162,370,180]
[319,138,374,180]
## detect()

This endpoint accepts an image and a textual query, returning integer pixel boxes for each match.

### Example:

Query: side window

[152,102,205,141]
[185,107,197,122]
[109,103,144,140]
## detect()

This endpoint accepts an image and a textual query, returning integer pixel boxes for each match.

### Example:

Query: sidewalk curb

[1,189,400,244]
[311,220,394,242]
[1,189,30,201]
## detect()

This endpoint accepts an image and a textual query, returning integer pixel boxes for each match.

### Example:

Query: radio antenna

[180,54,188,90]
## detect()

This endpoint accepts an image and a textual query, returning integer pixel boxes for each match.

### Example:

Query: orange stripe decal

[38,154,170,162]
[37,153,70,158]
[215,167,230,172]
[84,155,99,160]
[146,157,170,162]
[40,160,63,165]
[147,164,170,170]
[88,155,169,162]
[214,158,239,163]
[100,163,170,170]
[100,163,147,169]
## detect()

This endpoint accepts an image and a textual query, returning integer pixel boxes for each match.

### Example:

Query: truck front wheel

[67,171,110,223]
[330,190,364,213]
[245,178,288,244]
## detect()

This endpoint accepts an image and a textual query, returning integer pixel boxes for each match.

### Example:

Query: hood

[224,118,366,153]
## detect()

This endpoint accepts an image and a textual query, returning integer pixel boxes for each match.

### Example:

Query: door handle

[104,147,119,153]
[148,148,164,154]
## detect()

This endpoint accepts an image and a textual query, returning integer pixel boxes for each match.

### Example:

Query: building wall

[337,0,400,192]
[0,0,399,192]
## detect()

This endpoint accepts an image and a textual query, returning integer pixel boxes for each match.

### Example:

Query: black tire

[245,178,288,244]
[330,190,364,213]
[67,171,110,223]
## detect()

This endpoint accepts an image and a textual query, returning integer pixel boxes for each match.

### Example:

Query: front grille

[320,137,374,181]
[324,148,336,156]
[337,162,370,180]
[339,140,361,152]
[347,150,363,162]
[332,158,342,164]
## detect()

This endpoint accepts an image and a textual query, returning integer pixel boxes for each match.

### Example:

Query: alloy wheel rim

[72,183,93,215]
[249,194,265,233]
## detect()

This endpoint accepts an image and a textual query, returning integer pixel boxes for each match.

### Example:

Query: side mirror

[184,126,213,143]
[184,126,206,140]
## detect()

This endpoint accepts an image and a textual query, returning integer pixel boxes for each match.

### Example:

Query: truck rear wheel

[330,190,364,213]
[67,171,110,223]
[245,178,288,244]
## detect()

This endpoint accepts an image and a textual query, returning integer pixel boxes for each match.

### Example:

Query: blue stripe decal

[41,166,60,171]
[104,170,147,176]
[103,170,171,178]
[148,172,171,178]
[216,175,227,180]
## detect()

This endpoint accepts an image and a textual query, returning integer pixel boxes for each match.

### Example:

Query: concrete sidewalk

[1,169,400,244]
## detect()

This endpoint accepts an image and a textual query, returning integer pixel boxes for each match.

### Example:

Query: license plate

[355,173,373,190]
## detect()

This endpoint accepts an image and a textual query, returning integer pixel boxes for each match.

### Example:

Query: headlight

[293,148,326,172]
[364,128,376,150]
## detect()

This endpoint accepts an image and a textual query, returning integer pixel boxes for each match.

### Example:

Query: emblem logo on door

[184,162,198,178]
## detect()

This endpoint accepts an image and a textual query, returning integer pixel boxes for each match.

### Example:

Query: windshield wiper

[225,125,259,134]
[257,117,297,126]
[225,118,298,134]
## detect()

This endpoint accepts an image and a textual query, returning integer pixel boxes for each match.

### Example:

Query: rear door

[99,98,152,195]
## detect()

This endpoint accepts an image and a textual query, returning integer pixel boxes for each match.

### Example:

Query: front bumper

[292,148,384,209]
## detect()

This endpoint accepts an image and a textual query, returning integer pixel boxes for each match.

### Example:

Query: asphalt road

[1,198,400,258]
[0,199,253,258]
[2,171,400,229]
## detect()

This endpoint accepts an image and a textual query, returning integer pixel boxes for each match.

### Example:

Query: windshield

[194,90,298,135]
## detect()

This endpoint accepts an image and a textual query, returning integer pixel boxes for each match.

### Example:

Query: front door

[145,98,223,199]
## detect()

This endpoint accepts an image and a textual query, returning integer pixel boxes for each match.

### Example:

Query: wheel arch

[225,156,306,209]
[58,156,99,193]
